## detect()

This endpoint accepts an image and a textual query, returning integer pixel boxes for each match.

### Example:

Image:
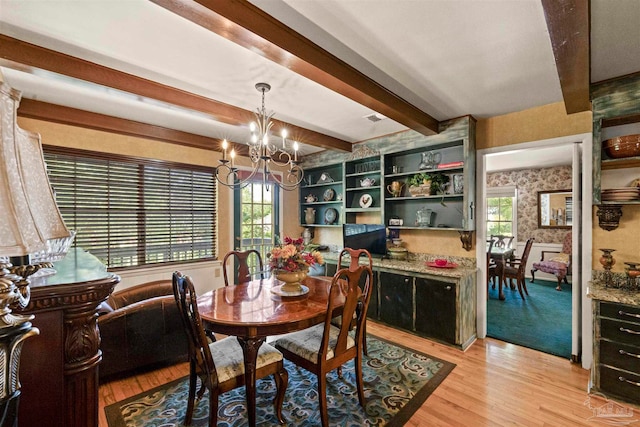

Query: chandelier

[215,83,304,191]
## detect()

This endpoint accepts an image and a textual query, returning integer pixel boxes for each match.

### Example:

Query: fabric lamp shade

[0,82,70,257]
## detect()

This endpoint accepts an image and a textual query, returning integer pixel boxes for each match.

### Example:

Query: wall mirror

[538,189,572,229]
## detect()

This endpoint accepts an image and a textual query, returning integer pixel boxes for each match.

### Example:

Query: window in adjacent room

[486,186,517,238]
[43,146,216,269]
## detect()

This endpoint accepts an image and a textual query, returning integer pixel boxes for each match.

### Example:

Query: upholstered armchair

[530,232,572,291]
[98,280,189,381]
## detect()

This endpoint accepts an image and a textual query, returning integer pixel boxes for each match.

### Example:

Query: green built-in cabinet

[299,163,344,227]
[324,261,476,349]
[592,74,640,230]
[299,116,476,232]
[383,142,470,230]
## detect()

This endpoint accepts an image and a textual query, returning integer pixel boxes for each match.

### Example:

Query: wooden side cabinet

[321,257,477,350]
[415,277,456,343]
[592,300,640,406]
[16,249,119,427]
[378,272,414,331]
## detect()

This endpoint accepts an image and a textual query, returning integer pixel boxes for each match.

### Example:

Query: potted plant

[429,173,450,195]
[407,172,450,196]
[408,172,432,196]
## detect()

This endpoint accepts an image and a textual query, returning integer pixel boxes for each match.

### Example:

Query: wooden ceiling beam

[541,0,591,114]
[151,0,439,136]
[17,98,250,156]
[0,34,351,153]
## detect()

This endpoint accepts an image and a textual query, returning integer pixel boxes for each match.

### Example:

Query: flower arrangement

[269,236,324,273]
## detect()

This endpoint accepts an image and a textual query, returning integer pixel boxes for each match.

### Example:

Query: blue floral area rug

[105,335,455,427]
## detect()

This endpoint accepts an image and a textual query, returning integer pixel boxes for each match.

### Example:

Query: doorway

[476,133,593,368]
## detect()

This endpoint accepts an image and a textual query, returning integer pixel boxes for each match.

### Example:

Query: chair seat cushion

[275,324,355,363]
[210,336,283,383]
[532,260,569,278]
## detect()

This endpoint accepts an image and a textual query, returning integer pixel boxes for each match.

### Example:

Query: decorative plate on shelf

[602,187,640,201]
[324,208,338,224]
[323,188,335,201]
[359,193,373,208]
[316,173,334,184]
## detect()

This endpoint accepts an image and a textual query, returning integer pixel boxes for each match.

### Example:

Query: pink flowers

[269,236,324,272]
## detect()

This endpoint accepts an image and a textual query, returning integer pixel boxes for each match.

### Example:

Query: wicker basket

[604,134,640,159]
[408,183,431,197]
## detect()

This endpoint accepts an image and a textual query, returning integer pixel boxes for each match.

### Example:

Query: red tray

[426,261,458,269]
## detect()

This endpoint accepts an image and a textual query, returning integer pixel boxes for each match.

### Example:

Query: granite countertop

[588,280,640,306]
[321,251,477,280]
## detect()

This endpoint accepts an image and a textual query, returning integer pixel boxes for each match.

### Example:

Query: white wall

[113,260,224,296]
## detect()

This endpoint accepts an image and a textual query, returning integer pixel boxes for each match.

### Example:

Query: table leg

[236,336,265,427]
[499,259,506,300]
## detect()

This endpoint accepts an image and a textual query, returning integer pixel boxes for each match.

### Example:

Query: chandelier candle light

[216,83,304,191]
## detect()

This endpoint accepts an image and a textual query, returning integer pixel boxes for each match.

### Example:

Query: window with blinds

[43,146,216,269]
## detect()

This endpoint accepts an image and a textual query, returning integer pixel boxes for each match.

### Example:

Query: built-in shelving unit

[299,163,343,227]
[298,116,477,245]
[592,75,640,230]
[344,155,382,222]
[383,142,471,231]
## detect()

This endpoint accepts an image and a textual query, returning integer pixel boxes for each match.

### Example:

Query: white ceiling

[1,0,639,162]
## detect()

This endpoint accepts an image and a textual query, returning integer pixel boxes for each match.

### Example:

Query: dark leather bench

[98,279,188,382]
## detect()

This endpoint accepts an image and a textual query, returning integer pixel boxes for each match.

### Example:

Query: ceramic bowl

[387,247,408,261]
[603,134,640,159]
[434,258,448,267]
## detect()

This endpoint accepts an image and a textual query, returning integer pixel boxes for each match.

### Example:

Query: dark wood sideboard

[16,249,119,427]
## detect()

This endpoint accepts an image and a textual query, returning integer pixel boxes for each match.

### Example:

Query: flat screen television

[343,224,387,256]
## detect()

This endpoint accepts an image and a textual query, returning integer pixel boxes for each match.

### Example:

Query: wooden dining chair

[491,234,516,288]
[486,239,496,299]
[222,249,264,286]
[336,247,373,355]
[172,271,288,427]
[274,265,373,427]
[501,238,534,299]
[491,234,514,250]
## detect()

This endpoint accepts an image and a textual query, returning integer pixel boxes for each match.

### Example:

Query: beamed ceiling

[1,0,639,159]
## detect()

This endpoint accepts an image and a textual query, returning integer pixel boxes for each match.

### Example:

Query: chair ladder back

[562,231,572,255]
[321,266,372,362]
[517,238,535,274]
[222,249,264,286]
[338,248,373,271]
[172,272,217,383]
[491,234,514,249]
[338,247,373,312]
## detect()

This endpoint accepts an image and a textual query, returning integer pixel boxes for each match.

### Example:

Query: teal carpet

[487,279,572,359]
[105,335,455,427]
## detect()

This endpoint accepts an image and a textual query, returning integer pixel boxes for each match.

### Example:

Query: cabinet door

[414,277,456,344]
[366,271,379,320]
[379,272,413,331]
[325,262,337,277]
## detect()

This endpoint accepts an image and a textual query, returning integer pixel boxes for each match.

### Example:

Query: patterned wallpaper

[487,165,572,244]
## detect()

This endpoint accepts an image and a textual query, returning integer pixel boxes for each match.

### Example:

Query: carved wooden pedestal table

[16,248,119,427]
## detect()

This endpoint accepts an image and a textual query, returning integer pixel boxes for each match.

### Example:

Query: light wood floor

[98,321,636,427]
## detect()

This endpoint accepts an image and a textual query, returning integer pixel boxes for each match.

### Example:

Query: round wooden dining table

[196,275,351,427]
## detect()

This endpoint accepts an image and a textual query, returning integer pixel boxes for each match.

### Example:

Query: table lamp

[0,82,71,425]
